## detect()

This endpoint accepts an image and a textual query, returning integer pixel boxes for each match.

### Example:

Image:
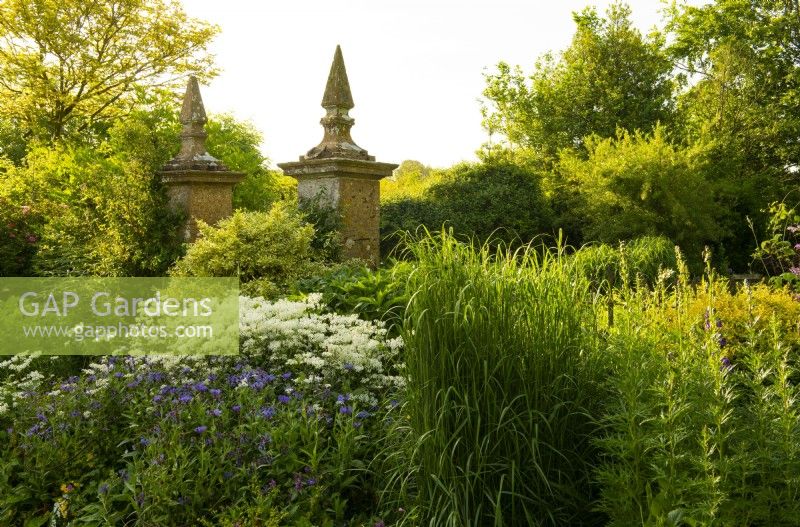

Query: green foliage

[1,140,183,277]
[170,203,316,297]
[572,236,677,290]
[0,0,218,144]
[397,230,603,526]
[205,115,295,212]
[297,192,343,263]
[380,160,439,201]
[752,200,800,277]
[0,196,45,275]
[558,127,720,266]
[596,264,800,526]
[293,260,412,332]
[381,161,552,255]
[482,3,674,162]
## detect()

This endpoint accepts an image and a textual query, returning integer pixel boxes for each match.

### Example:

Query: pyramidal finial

[181,76,208,125]
[321,45,354,110]
[303,46,372,161]
[162,76,226,171]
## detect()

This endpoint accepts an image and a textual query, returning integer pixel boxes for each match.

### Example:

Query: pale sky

[180,0,703,169]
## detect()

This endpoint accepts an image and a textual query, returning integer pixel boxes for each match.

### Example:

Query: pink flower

[26,234,37,244]
[20,206,30,215]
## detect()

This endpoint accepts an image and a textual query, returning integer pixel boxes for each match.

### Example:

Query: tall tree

[0,0,218,144]
[482,3,674,163]
[668,0,800,180]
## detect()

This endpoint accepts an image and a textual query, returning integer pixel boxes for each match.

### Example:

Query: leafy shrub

[0,196,46,276]
[293,260,412,332]
[572,235,677,290]
[8,144,184,277]
[381,161,553,255]
[170,203,316,298]
[558,127,721,267]
[752,200,800,279]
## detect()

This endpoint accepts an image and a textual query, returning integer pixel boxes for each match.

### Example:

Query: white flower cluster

[239,295,405,394]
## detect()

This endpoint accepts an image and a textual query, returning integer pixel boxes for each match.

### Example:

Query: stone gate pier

[279,46,397,267]
[160,77,244,242]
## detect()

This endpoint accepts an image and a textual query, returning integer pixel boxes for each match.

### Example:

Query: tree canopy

[482,3,674,163]
[0,0,218,144]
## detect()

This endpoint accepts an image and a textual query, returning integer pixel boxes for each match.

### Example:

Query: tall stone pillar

[160,77,244,242]
[278,46,397,267]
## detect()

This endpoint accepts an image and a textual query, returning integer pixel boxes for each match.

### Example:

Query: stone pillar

[160,77,244,242]
[278,45,397,267]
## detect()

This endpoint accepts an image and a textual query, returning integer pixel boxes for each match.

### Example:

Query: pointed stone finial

[162,76,227,171]
[303,45,373,161]
[321,45,354,110]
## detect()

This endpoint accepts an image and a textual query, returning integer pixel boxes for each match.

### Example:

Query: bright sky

[180,0,701,169]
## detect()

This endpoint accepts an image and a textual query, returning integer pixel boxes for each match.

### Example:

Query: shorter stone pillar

[160,77,243,242]
[278,46,397,266]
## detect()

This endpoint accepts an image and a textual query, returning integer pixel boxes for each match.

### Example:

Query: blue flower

[194,425,208,434]
[98,483,109,495]
[231,404,241,413]
[260,407,276,419]
[281,372,292,380]
[343,362,354,371]
[210,408,222,417]
[278,395,291,404]
[356,410,370,419]
[193,382,208,392]
[140,437,150,447]
[179,394,193,404]
[339,406,353,415]
[209,388,222,398]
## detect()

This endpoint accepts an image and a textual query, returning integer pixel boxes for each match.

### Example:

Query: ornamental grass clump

[398,230,603,526]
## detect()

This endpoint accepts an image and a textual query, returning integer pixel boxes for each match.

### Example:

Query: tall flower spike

[304,45,373,161]
[163,76,226,171]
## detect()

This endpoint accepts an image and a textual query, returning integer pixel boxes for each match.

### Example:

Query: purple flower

[260,407,276,419]
[306,478,317,486]
[721,357,734,373]
[194,425,208,434]
[152,395,163,404]
[356,410,370,419]
[336,393,350,404]
[98,483,109,495]
[140,437,151,447]
[179,394,193,404]
[343,362,354,371]
[339,406,353,415]
[791,266,800,277]
[374,521,386,527]
[231,404,241,413]
[794,243,800,251]
[278,395,291,404]
[209,408,222,417]
[715,319,723,329]
[281,372,292,380]
[114,372,124,378]
[209,388,221,398]
[719,336,728,348]
[389,399,399,408]
[193,382,208,392]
